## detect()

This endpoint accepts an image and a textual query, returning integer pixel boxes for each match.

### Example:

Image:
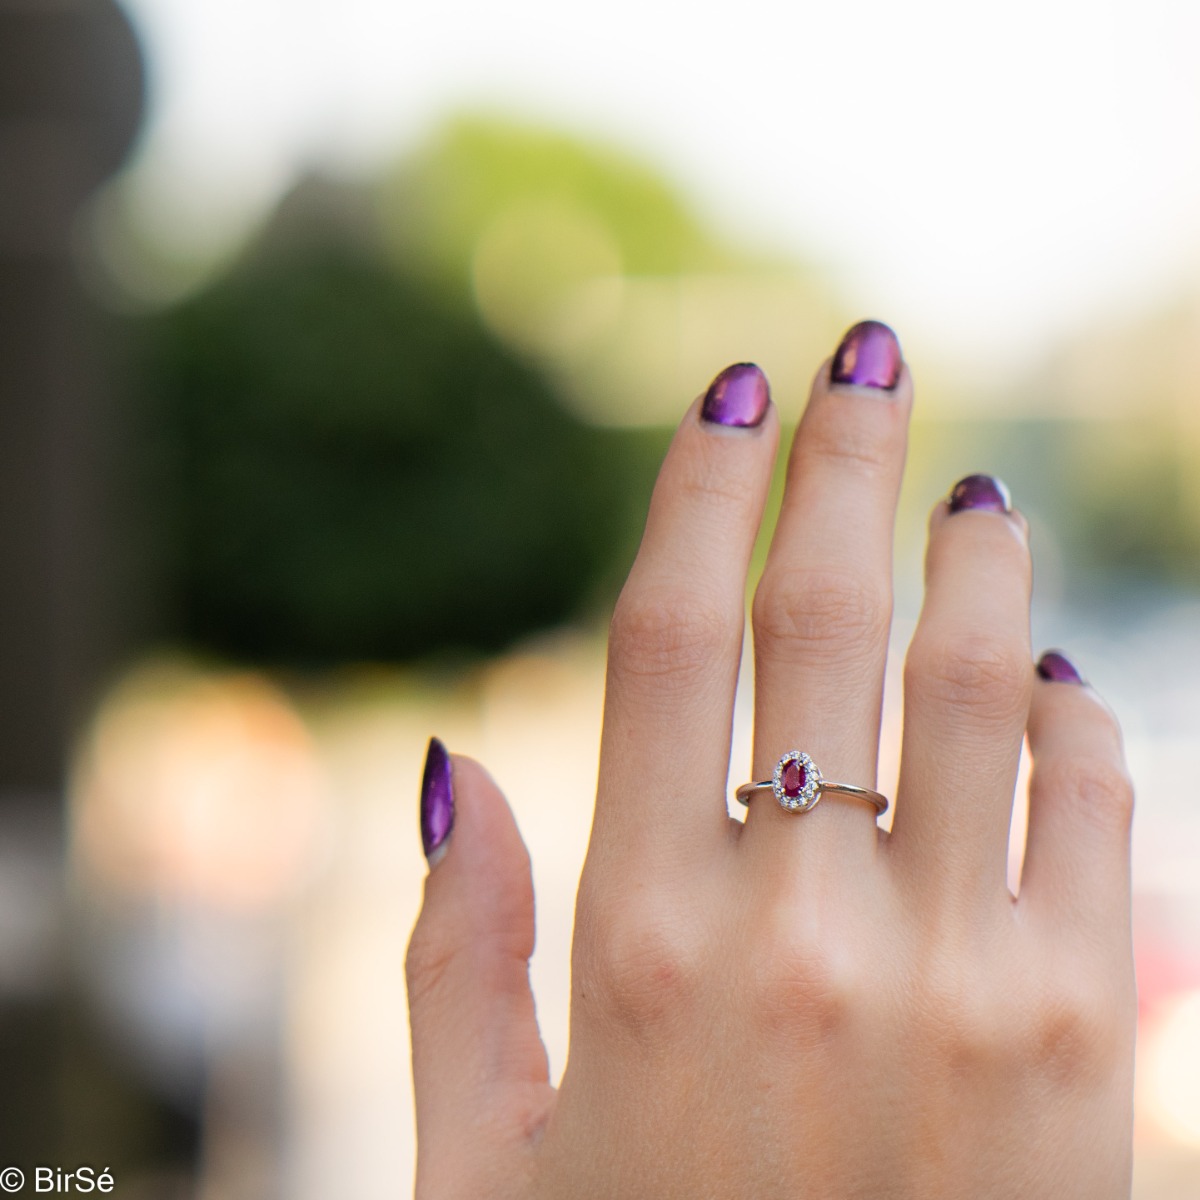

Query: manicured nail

[701,362,770,428]
[830,320,902,390]
[948,473,1012,514]
[1037,650,1084,685]
[421,736,454,865]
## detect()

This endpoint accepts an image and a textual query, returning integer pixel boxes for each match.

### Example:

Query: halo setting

[772,750,821,812]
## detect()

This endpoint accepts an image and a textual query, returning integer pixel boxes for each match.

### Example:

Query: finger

[1019,652,1134,942]
[890,475,1033,902]
[745,321,909,866]
[407,741,553,1190]
[595,364,779,865]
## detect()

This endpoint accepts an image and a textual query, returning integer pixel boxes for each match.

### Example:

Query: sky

[115,0,1200,370]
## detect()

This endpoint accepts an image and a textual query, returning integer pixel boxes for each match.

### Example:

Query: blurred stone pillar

[0,0,143,801]
[0,0,145,1164]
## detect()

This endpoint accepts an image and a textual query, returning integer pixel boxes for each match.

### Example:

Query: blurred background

[2,0,1200,1194]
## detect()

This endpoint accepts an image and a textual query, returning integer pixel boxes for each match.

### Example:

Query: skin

[405,343,1137,1198]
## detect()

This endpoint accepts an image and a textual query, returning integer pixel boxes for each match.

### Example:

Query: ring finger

[744,321,912,870]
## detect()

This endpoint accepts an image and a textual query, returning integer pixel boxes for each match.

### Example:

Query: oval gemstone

[782,758,806,798]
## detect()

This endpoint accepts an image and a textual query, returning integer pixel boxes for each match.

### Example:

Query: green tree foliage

[379,114,738,303]
[136,238,631,664]
[1062,422,1200,589]
[127,115,813,665]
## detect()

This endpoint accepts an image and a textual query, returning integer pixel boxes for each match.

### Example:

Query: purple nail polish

[1037,650,1084,685]
[701,362,770,428]
[947,473,1012,514]
[421,737,454,861]
[830,320,902,390]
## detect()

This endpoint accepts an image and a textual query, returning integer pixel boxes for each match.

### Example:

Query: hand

[406,322,1136,1199]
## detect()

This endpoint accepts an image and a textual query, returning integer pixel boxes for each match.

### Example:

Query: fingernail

[701,362,770,428]
[948,473,1012,514]
[1037,650,1085,685]
[830,320,902,390]
[421,736,454,865]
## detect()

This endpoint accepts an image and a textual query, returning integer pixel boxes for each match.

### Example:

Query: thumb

[407,738,553,1194]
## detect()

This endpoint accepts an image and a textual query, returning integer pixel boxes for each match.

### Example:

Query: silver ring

[735,750,889,816]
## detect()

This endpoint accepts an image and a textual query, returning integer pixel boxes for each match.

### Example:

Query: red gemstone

[782,758,806,797]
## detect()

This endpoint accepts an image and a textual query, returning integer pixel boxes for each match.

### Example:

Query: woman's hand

[406,322,1136,1199]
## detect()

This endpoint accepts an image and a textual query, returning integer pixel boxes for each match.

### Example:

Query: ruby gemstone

[782,759,806,798]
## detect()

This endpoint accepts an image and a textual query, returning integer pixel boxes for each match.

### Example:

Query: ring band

[736,750,889,816]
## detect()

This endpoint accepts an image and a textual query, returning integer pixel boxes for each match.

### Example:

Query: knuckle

[581,898,705,1032]
[1041,757,1135,836]
[675,441,756,512]
[753,565,889,665]
[909,954,1127,1084]
[906,631,1031,723]
[749,916,857,1038]
[608,586,737,689]
[799,407,899,475]
[910,964,1011,1072]
[404,915,460,1010]
[1029,975,1126,1083]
